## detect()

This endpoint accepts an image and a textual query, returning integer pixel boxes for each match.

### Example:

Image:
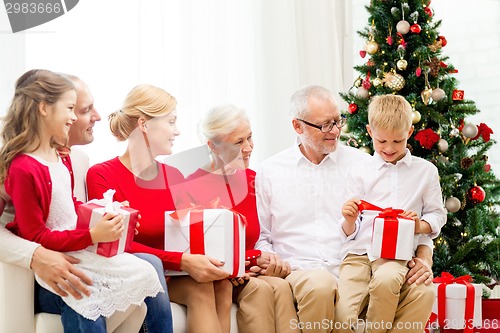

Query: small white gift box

[431,277,483,330]
[164,208,245,277]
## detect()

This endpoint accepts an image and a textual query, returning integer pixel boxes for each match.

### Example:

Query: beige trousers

[235,275,300,333]
[335,254,434,333]
[286,269,339,333]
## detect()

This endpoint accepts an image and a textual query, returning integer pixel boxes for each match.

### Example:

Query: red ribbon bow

[358,200,412,259]
[358,200,410,220]
[433,272,476,333]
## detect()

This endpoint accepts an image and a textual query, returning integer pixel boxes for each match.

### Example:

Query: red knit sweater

[86,157,185,271]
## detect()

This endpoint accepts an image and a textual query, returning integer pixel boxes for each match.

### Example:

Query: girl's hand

[89,213,124,243]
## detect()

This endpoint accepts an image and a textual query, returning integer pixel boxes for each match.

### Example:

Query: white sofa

[0,261,239,333]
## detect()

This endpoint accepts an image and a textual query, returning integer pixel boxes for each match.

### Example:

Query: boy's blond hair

[368,94,413,132]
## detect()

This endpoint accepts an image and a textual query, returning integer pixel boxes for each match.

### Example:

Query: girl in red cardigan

[0,69,162,332]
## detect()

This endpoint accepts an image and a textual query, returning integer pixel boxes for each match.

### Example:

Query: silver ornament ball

[356,87,370,99]
[396,20,410,34]
[431,88,446,102]
[462,123,478,138]
[445,197,461,213]
[437,139,449,152]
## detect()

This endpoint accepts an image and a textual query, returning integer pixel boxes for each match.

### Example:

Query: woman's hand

[180,253,230,283]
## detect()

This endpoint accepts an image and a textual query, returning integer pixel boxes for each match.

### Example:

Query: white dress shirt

[341,149,447,261]
[255,143,372,277]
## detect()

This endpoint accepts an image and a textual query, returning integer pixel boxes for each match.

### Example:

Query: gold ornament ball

[437,138,449,152]
[359,146,372,154]
[342,123,350,133]
[445,197,461,213]
[396,59,408,70]
[412,110,421,124]
[354,78,362,88]
[366,41,379,55]
[373,78,382,87]
[396,20,411,34]
[356,87,370,99]
[462,123,478,138]
[431,88,446,102]
[386,73,405,91]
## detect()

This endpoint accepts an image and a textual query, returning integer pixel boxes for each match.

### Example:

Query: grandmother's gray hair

[198,104,249,143]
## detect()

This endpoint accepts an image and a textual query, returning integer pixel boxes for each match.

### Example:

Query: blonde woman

[86,84,233,333]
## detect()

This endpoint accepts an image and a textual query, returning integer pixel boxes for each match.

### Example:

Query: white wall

[1,0,498,175]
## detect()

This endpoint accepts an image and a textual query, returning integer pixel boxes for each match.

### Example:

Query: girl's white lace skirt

[36,250,163,321]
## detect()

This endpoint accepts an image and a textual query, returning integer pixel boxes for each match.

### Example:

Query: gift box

[358,200,415,261]
[431,273,483,332]
[164,208,246,278]
[77,189,138,257]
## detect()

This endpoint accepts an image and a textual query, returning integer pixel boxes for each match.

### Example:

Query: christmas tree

[340,0,500,285]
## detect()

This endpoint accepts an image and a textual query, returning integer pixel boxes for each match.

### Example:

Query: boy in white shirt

[336,94,447,333]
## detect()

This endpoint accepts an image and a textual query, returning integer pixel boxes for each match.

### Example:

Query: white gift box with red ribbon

[371,214,414,261]
[164,208,246,277]
[358,200,415,261]
[430,273,483,331]
[77,189,138,257]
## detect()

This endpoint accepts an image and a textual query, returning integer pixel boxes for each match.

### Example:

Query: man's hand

[406,245,433,285]
[180,253,230,283]
[31,247,93,299]
[257,252,291,278]
[229,274,250,286]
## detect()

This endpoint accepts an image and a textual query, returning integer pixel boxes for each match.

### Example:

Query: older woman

[86,85,232,333]
[184,104,299,333]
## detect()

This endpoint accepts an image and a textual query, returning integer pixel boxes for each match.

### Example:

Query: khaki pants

[335,254,434,333]
[235,275,299,333]
[286,269,339,333]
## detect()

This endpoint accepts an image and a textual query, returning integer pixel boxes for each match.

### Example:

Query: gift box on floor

[164,208,246,277]
[77,189,138,257]
[358,200,415,261]
[431,273,483,331]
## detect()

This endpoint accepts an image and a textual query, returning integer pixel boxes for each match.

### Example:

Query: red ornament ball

[424,6,433,17]
[468,185,486,204]
[348,103,358,114]
[438,35,447,47]
[410,24,421,33]
[484,164,491,172]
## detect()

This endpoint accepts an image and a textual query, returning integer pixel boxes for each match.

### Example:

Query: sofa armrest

[0,261,35,333]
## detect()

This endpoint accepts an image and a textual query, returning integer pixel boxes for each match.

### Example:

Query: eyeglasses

[296,115,347,133]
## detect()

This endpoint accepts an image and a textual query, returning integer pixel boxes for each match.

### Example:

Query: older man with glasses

[254,85,435,333]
